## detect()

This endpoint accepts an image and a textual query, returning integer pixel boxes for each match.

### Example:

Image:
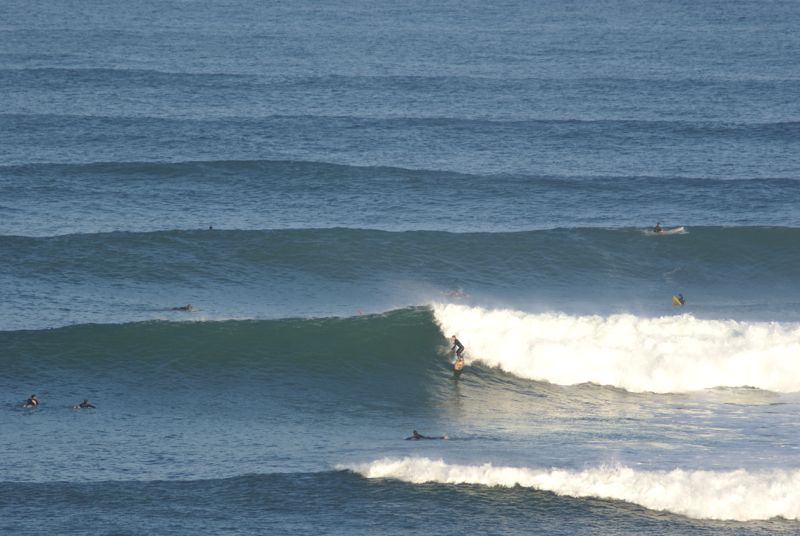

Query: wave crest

[433,304,800,393]
[341,457,800,521]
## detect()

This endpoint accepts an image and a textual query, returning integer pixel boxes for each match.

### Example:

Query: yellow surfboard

[672,295,684,306]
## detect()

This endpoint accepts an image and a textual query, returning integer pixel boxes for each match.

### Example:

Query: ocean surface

[2,0,800,534]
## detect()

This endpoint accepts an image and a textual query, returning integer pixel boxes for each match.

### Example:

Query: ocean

[2,0,800,534]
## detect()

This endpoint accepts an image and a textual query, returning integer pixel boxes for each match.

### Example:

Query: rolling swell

[5,67,797,118]
[2,226,798,288]
[0,308,446,394]
[3,159,799,236]
[2,113,797,182]
[2,226,798,331]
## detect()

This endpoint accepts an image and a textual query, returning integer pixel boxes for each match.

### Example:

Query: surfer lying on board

[171,304,193,312]
[406,430,447,440]
[75,399,96,409]
[23,394,38,408]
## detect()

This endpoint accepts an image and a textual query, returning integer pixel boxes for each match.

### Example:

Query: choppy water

[2,0,800,534]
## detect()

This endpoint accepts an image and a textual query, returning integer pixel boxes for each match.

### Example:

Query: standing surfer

[451,336,464,358]
[451,335,465,372]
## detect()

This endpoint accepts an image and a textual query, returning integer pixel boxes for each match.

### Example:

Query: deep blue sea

[2,0,800,534]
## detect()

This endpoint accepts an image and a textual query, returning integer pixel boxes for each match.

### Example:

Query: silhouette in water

[405,430,447,440]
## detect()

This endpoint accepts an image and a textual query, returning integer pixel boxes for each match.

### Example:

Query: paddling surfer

[405,430,446,440]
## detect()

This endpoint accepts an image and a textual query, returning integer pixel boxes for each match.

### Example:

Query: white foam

[433,303,800,393]
[340,457,800,521]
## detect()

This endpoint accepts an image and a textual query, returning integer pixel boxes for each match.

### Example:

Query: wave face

[0,309,443,401]
[343,457,800,521]
[4,305,798,397]
[434,304,800,393]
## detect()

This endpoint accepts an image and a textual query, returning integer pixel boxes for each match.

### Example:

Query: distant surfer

[171,304,193,312]
[75,399,96,409]
[672,293,685,306]
[23,394,38,408]
[654,222,663,233]
[405,430,446,440]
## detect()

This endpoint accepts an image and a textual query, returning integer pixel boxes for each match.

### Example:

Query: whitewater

[433,303,800,393]
[343,458,800,521]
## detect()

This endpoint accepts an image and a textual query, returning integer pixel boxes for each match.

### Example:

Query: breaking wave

[433,304,800,393]
[342,457,800,521]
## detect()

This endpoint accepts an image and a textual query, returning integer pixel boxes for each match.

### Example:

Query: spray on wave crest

[341,457,800,521]
[433,304,800,393]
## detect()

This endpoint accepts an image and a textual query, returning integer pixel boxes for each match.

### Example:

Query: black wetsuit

[24,397,38,407]
[406,431,445,440]
[78,401,95,409]
[451,338,464,358]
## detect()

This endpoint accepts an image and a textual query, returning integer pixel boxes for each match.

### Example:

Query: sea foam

[433,303,800,393]
[341,457,800,521]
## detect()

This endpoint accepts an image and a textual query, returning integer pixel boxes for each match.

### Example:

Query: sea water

[2,0,800,534]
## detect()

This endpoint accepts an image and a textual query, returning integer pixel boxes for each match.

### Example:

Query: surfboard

[648,226,686,235]
[453,356,465,372]
[672,295,685,306]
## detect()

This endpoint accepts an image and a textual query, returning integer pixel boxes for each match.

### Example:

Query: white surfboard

[648,226,686,235]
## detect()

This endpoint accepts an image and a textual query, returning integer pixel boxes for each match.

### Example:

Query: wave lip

[433,304,800,393]
[341,457,800,521]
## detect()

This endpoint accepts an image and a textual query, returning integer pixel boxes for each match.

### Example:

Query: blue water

[2,0,800,534]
